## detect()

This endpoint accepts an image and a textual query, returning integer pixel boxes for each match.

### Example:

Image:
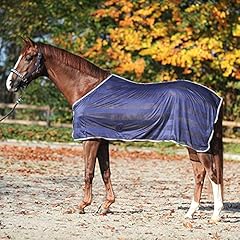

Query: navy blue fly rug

[72,74,222,152]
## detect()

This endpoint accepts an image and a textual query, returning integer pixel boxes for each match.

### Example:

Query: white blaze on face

[6,55,23,91]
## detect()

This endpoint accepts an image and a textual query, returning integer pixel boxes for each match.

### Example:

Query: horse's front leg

[197,152,223,223]
[185,148,206,219]
[79,140,100,214]
[97,140,115,215]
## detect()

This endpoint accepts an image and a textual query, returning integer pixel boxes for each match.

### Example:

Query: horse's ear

[26,37,35,47]
[20,36,27,45]
[21,37,35,47]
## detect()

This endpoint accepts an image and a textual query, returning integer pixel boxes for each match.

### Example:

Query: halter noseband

[10,52,43,85]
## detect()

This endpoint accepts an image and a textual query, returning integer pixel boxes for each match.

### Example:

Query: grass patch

[224,143,240,154]
[0,123,239,154]
[0,123,72,142]
[118,141,183,155]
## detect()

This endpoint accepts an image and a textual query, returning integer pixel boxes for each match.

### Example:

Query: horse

[6,38,223,223]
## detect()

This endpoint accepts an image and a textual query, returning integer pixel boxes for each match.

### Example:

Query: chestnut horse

[6,38,223,222]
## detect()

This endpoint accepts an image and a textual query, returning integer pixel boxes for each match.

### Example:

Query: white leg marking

[6,55,22,91]
[209,177,223,221]
[185,199,199,219]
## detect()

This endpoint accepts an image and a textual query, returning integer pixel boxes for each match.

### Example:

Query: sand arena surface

[0,142,239,240]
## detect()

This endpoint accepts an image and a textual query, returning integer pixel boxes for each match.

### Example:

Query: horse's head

[6,38,44,92]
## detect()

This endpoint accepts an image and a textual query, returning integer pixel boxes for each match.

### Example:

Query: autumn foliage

[53,0,240,120]
[90,0,239,79]
[1,0,238,120]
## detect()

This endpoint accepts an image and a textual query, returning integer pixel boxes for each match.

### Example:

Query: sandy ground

[0,142,239,240]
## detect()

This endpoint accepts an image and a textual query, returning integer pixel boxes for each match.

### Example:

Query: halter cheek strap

[10,52,43,84]
[26,52,43,78]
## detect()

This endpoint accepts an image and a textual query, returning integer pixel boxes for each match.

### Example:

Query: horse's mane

[36,42,110,79]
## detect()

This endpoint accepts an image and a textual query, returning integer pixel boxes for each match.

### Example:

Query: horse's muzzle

[8,78,26,92]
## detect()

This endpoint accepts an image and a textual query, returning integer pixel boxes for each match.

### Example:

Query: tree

[1,0,239,121]
[64,0,239,120]
[0,0,103,122]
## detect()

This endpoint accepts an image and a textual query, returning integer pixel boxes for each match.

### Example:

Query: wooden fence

[0,103,240,143]
[0,103,52,126]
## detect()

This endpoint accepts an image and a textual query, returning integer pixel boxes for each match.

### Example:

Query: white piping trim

[72,74,223,152]
[72,74,113,109]
[112,74,224,101]
[73,74,223,106]
[73,136,201,151]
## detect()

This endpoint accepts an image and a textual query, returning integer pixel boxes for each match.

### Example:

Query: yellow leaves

[105,0,131,7]
[109,27,150,51]
[212,7,226,19]
[157,70,178,82]
[135,4,159,17]
[220,49,240,79]
[93,9,106,18]
[116,58,145,78]
[121,4,133,14]
[106,43,145,77]
[74,37,86,53]
[139,43,159,57]
[146,18,155,26]
[134,58,145,77]
[104,0,120,6]
[93,7,120,20]
[119,17,133,27]
[233,24,240,37]
[185,4,200,13]
[208,39,222,51]
[85,0,239,82]
[84,38,105,58]
[150,23,168,39]
[105,0,134,14]
[170,33,184,46]
[107,44,125,59]
[94,0,133,20]
[140,35,224,71]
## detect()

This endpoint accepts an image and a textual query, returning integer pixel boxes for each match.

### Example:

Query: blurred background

[0,0,239,149]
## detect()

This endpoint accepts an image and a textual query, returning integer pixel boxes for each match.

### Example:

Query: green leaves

[0,0,239,122]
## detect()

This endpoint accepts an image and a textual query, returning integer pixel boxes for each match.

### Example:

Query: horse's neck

[43,50,109,105]
[45,61,101,105]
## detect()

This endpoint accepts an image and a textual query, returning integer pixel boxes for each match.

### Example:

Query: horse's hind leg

[211,108,224,201]
[197,152,223,222]
[185,148,206,219]
[79,140,100,213]
[97,140,115,215]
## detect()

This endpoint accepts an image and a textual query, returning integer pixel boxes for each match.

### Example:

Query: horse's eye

[25,55,33,62]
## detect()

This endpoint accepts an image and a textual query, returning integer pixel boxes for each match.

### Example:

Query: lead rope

[0,96,22,122]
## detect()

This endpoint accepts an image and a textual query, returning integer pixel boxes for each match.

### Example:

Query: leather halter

[10,52,43,86]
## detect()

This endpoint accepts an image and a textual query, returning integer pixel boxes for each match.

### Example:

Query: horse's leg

[197,152,223,222]
[211,108,224,201]
[79,140,100,214]
[185,148,206,219]
[97,140,115,215]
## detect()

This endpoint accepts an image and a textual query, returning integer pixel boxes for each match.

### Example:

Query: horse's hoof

[99,207,112,215]
[209,216,221,224]
[184,214,193,220]
[79,208,85,214]
[64,207,76,214]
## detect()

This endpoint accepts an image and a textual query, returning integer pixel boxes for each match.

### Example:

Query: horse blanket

[72,74,222,152]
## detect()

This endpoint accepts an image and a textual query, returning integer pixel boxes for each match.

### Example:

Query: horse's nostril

[8,79,21,92]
